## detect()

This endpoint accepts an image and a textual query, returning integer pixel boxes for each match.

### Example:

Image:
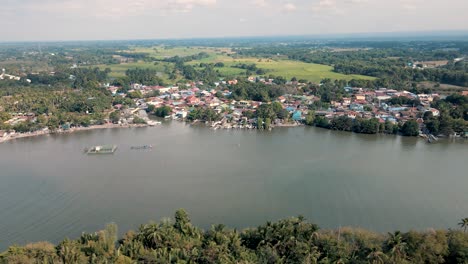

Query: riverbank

[0,123,148,144]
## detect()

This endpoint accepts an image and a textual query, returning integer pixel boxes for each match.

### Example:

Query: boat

[85,145,117,154]
[131,145,153,150]
[147,121,162,126]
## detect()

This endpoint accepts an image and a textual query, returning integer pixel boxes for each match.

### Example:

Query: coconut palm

[458,217,468,233]
[367,248,386,264]
[386,231,407,263]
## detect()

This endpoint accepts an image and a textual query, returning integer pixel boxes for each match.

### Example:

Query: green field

[190,56,376,83]
[101,46,375,83]
[126,46,231,60]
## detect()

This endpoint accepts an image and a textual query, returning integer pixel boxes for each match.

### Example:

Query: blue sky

[1,0,468,41]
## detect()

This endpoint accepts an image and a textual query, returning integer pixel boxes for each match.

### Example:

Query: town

[4,74,465,143]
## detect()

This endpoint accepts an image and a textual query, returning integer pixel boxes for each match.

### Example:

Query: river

[0,121,466,249]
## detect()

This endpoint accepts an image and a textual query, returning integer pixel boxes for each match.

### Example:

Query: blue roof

[292,111,302,121]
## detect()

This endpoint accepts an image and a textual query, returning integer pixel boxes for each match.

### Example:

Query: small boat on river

[130,145,153,150]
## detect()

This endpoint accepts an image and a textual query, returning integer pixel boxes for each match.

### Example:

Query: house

[152,86,171,94]
[107,86,119,95]
[354,94,366,101]
[418,94,435,103]
[171,93,181,100]
[292,111,302,121]
[331,101,342,108]
[377,95,391,101]
[237,100,251,108]
[250,101,261,109]
[349,104,364,111]
[186,96,200,106]
[342,97,351,106]
[208,98,221,107]
[347,111,358,119]
[175,111,188,119]
[428,108,440,117]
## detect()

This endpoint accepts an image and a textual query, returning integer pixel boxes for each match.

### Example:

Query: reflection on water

[0,122,466,250]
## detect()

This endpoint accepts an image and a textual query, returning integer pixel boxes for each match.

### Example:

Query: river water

[0,121,466,249]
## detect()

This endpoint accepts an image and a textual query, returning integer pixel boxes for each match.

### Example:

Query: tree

[109,111,120,124]
[459,218,468,233]
[385,231,408,263]
[174,209,191,233]
[305,111,315,126]
[243,110,255,119]
[257,117,263,129]
[264,118,271,130]
[146,104,155,113]
[401,120,420,136]
[154,106,172,118]
[127,90,143,99]
[133,116,147,124]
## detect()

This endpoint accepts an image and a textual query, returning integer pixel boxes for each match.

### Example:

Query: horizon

[2,29,468,44]
[1,0,468,42]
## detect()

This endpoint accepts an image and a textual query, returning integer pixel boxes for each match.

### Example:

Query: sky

[1,0,468,41]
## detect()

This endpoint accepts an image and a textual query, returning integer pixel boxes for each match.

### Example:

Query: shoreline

[1,120,466,144]
[0,123,148,144]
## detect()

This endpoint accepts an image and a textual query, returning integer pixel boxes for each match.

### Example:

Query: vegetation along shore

[0,123,148,144]
[1,210,467,263]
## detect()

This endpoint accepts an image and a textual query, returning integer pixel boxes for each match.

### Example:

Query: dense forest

[1,210,467,264]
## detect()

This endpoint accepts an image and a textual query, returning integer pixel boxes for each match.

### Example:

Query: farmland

[97,46,376,83]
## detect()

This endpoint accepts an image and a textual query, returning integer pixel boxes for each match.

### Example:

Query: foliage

[153,106,172,118]
[2,211,467,264]
[401,120,420,136]
[125,68,165,85]
[187,107,221,122]
[109,111,120,124]
[229,81,285,102]
[132,116,147,124]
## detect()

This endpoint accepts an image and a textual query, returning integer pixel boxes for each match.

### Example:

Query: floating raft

[85,145,117,154]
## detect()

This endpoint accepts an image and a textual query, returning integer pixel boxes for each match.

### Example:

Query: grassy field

[190,56,376,83]
[102,46,376,83]
[126,46,231,60]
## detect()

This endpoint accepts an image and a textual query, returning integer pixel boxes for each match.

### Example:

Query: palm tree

[367,248,386,264]
[458,217,468,233]
[386,231,407,263]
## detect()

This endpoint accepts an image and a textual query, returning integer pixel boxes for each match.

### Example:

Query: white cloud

[2,0,468,41]
[283,3,297,12]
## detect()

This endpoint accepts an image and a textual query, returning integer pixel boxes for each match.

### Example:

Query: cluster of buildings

[107,79,446,131]
[0,69,22,81]
[325,87,441,125]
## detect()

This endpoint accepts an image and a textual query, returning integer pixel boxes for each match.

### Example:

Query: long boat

[85,145,117,154]
[130,145,153,150]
